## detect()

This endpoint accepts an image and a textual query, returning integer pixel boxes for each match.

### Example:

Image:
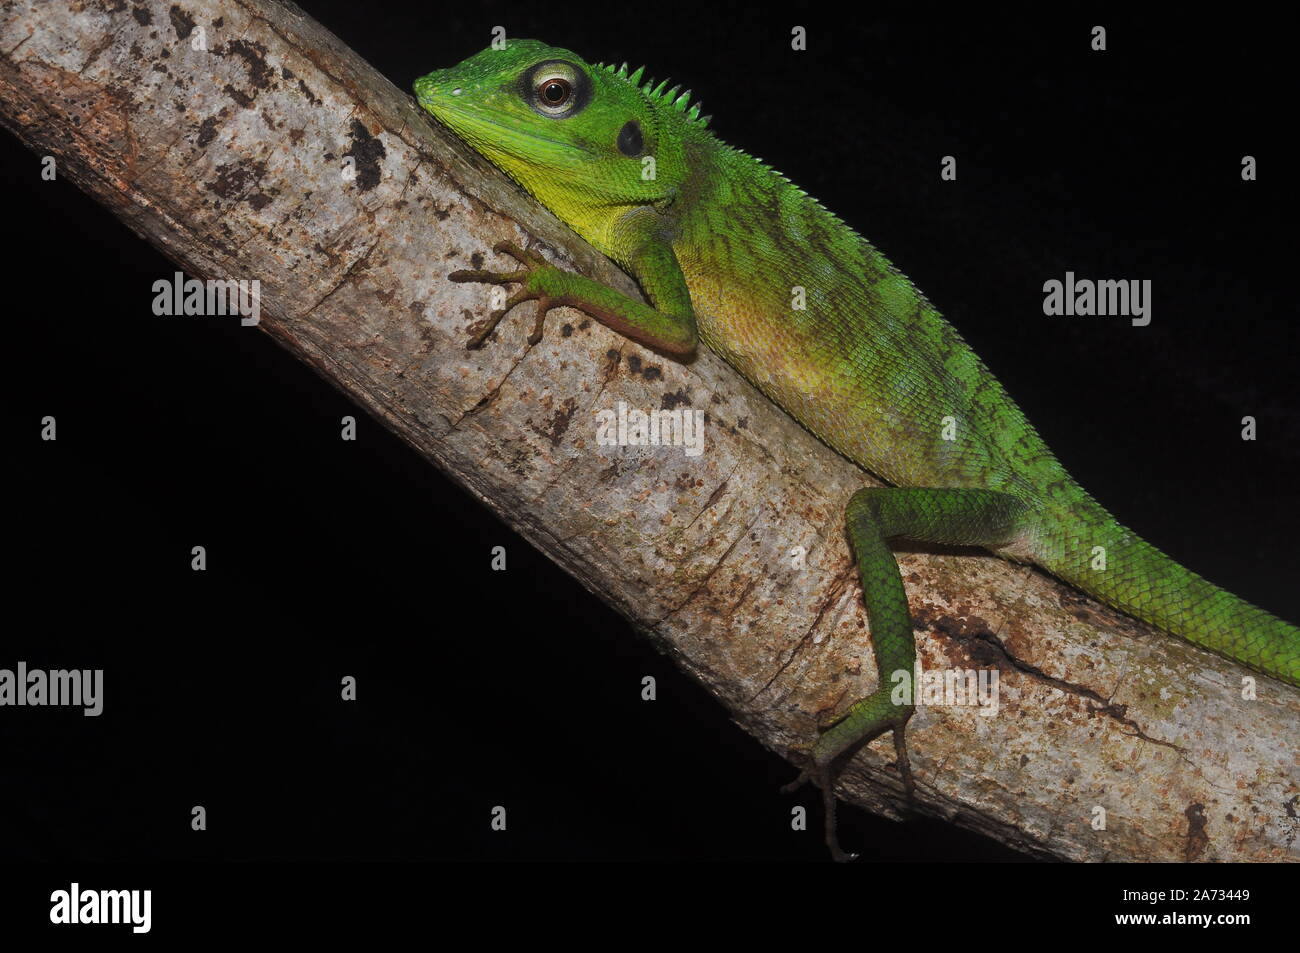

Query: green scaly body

[416,40,1298,857]
[675,118,1299,686]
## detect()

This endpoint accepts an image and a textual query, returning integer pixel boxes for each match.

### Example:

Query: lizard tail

[1037,494,1300,687]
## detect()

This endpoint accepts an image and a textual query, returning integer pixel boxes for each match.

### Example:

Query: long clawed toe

[465,295,552,350]
[814,762,856,862]
[452,241,553,349]
[526,297,551,345]
[466,308,508,349]
[892,728,917,813]
[448,267,528,285]
[491,239,548,267]
[780,768,813,796]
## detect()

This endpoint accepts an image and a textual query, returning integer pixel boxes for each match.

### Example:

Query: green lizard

[414,39,1300,860]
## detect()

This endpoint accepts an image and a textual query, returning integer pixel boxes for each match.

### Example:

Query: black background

[4,1,1297,878]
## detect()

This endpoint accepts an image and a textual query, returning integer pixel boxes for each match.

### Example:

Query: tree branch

[2,0,1294,861]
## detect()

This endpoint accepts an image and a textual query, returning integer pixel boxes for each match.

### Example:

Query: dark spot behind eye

[617,119,643,157]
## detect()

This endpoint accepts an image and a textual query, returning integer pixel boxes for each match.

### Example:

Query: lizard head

[415,40,694,252]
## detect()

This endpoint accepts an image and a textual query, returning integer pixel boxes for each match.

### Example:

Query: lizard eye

[538,77,571,108]
[524,61,587,118]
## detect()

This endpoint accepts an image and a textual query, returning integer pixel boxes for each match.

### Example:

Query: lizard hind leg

[799,485,1029,861]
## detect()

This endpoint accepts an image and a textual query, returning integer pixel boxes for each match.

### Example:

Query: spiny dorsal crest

[596,60,710,127]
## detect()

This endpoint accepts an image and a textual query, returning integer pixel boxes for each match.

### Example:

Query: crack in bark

[399,157,422,199]
[683,465,739,531]
[728,573,760,617]
[303,235,379,317]
[77,29,119,76]
[529,455,578,508]
[931,622,1190,760]
[450,337,538,429]
[655,513,760,624]
[753,561,857,701]
[3,30,34,58]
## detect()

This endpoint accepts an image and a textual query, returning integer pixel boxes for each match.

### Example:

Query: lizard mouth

[415,74,592,165]
[420,99,595,175]
[436,109,590,157]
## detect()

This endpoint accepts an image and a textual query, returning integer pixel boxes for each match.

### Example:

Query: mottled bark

[2,0,1294,861]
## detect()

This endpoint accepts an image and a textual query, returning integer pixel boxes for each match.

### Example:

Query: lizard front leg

[448,212,698,358]
[790,486,1029,861]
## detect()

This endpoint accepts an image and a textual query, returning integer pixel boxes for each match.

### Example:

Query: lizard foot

[784,702,918,861]
[449,240,558,348]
